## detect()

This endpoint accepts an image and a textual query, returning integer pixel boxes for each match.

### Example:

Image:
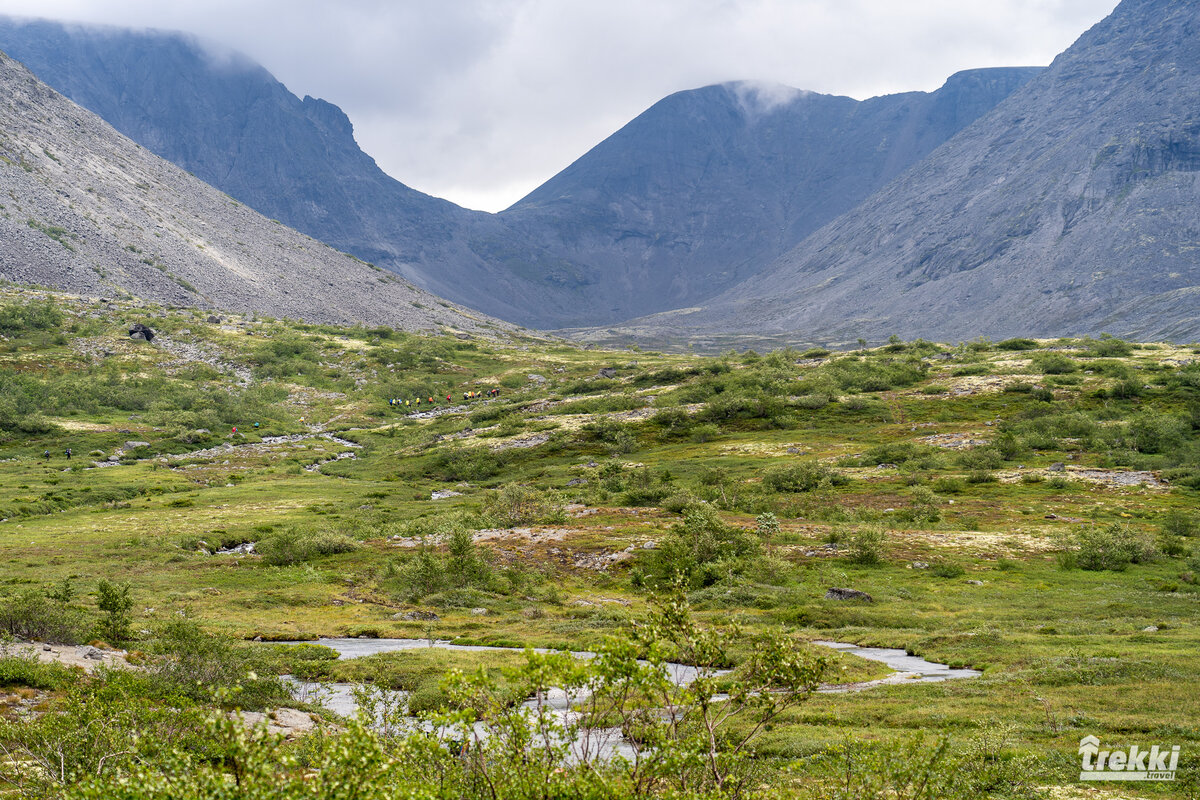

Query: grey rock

[1142,625,1159,632]
[128,322,155,341]
[597,367,617,379]
[910,561,930,570]
[76,645,105,660]
[1049,463,1066,472]
[824,587,873,602]
[966,580,984,586]
[124,441,149,449]
[393,610,439,621]
[469,607,489,616]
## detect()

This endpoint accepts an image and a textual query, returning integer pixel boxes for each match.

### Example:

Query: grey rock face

[0,49,505,334]
[637,0,1200,343]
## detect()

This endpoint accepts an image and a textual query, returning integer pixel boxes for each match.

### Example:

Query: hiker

[43,450,50,460]
[253,423,260,429]
[446,395,452,402]
[65,448,71,459]
[232,426,237,435]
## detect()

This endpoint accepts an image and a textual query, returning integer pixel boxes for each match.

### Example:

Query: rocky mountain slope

[501,69,1041,321]
[0,18,1038,328]
[634,0,1200,344]
[0,49,506,334]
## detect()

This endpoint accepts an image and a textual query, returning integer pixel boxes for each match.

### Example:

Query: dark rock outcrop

[825,587,874,602]
[128,322,154,341]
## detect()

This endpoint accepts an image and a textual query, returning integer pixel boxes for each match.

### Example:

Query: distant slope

[636,0,1200,344]
[0,17,550,325]
[500,69,1041,320]
[0,49,507,334]
[0,18,1039,328]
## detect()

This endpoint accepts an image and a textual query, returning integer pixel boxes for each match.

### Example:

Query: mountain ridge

[0,16,1041,328]
[620,0,1200,344]
[0,47,507,335]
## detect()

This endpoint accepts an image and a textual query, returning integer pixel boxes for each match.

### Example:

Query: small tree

[94,580,133,643]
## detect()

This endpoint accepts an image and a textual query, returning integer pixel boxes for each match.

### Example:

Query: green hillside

[0,286,1197,798]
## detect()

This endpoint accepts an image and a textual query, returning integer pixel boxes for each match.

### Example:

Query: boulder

[1048,462,1066,472]
[393,610,439,621]
[124,441,150,450]
[206,315,222,323]
[128,323,155,342]
[824,587,874,602]
[597,367,617,379]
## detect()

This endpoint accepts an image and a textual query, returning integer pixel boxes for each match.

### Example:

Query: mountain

[0,17,1039,328]
[630,0,1200,344]
[0,48,505,334]
[501,69,1041,320]
[0,17,553,324]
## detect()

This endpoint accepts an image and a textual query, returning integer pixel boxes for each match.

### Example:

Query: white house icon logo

[1079,735,1179,781]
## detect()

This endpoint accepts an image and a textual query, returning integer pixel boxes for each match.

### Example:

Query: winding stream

[281,637,980,718]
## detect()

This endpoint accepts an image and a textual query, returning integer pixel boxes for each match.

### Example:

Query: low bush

[1062,524,1159,571]
[763,461,848,493]
[257,526,360,566]
[845,525,888,565]
[640,504,760,588]
[0,590,92,644]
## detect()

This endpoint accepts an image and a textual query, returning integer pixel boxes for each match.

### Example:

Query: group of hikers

[43,448,70,460]
[387,388,500,411]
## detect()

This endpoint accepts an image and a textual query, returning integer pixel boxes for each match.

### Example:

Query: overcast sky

[0,0,1119,212]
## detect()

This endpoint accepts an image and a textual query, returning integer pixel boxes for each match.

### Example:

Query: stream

[280,637,980,719]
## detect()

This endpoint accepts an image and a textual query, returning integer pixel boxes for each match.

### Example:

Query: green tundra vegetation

[0,286,1198,798]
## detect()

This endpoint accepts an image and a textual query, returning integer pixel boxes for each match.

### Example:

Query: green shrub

[996,338,1040,351]
[480,484,562,526]
[763,461,848,493]
[1161,509,1198,538]
[257,526,359,566]
[846,525,887,565]
[0,300,63,334]
[642,504,760,588]
[930,562,965,578]
[1067,524,1159,571]
[0,590,92,644]
[94,580,133,643]
[1030,352,1078,375]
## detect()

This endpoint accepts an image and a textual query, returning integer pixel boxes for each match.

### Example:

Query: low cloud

[0,0,1119,211]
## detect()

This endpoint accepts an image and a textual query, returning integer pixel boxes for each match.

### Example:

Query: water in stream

[280,637,980,718]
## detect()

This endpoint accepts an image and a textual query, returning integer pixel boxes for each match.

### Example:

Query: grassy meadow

[0,286,1197,798]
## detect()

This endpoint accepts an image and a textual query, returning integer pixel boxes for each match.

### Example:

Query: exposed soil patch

[916,432,990,449]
